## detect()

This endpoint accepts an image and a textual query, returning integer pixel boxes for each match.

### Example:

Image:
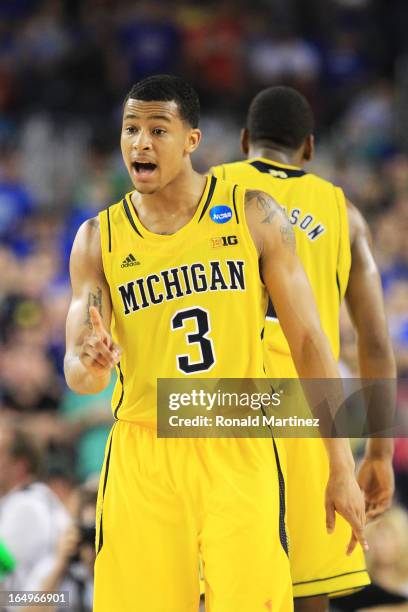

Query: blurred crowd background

[0,0,407,608]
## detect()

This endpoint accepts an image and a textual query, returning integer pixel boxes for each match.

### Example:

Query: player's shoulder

[99,194,129,217]
[304,169,344,194]
[76,216,100,241]
[211,160,254,181]
[70,216,102,267]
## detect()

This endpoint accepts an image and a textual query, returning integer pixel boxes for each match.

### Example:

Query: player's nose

[133,129,152,150]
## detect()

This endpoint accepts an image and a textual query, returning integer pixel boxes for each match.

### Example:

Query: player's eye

[152,128,166,136]
[125,126,138,135]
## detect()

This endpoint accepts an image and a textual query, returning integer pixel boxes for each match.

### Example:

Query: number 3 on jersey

[171,307,216,374]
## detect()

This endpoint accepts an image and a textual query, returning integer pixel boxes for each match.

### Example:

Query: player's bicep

[245,190,324,350]
[65,219,111,354]
[263,237,324,351]
[345,204,387,338]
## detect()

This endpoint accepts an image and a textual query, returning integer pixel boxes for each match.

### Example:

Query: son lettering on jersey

[117,260,246,315]
[281,206,326,241]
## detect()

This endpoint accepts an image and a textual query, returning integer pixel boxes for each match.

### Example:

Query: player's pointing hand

[325,469,368,556]
[79,306,122,376]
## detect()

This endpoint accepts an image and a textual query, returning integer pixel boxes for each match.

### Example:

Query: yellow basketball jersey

[98,175,267,425]
[211,158,351,368]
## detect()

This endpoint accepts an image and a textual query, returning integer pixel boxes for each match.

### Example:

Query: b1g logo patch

[210,205,233,224]
[211,235,238,248]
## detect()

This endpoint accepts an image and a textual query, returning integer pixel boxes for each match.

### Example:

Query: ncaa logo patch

[209,205,233,224]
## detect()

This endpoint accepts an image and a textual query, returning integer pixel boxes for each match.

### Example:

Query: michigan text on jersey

[117,259,246,314]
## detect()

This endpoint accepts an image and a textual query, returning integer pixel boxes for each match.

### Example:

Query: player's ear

[185,128,202,154]
[303,134,314,162]
[241,128,249,155]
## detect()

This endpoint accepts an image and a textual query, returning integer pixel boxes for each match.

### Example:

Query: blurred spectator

[23,483,98,612]
[58,382,114,482]
[0,149,35,255]
[0,423,70,595]
[337,80,395,161]
[182,1,244,107]
[117,1,181,83]
[332,506,408,611]
[366,506,408,597]
[246,25,321,90]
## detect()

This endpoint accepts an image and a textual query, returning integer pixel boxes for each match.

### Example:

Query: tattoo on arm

[280,220,296,252]
[245,190,277,224]
[85,287,103,328]
[245,189,296,252]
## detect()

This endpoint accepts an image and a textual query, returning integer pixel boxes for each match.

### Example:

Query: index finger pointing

[89,306,105,334]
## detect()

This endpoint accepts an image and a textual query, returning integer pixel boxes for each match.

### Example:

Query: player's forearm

[364,437,394,458]
[358,333,396,379]
[292,331,358,471]
[323,437,355,474]
[358,335,396,459]
[64,354,111,395]
[291,329,340,379]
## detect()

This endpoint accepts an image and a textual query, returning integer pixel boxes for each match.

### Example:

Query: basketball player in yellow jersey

[64,75,367,612]
[212,86,396,611]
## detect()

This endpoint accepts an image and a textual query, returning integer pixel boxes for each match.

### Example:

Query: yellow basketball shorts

[266,352,370,599]
[94,420,293,612]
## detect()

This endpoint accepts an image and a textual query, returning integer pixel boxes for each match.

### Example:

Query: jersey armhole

[333,187,351,300]
[238,186,265,283]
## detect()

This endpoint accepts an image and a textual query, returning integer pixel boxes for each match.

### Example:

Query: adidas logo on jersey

[121,253,140,268]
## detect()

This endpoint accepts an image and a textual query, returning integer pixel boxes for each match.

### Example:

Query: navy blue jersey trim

[97,430,114,555]
[123,198,143,237]
[107,207,112,252]
[198,175,217,222]
[266,298,277,319]
[232,184,239,223]
[113,363,124,419]
[294,568,368,587]
[250,160,306,178]
[272,437,289,555]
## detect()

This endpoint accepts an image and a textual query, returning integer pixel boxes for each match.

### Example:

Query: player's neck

[130,165,207,234]
[248,145,304,168]
[133,165,206,215]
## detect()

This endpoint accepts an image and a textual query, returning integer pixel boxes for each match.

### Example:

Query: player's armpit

[64,217,119,395]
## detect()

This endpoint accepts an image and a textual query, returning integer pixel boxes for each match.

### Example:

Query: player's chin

[134,183,161,195]
[131,177,160,194]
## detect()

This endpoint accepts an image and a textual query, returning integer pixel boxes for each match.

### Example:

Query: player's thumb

[89,306,105,335]
[326,501,336,534]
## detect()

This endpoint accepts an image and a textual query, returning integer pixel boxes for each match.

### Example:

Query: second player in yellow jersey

[212,86,371,605]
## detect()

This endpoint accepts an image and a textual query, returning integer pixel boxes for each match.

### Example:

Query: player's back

[212,158,351,372]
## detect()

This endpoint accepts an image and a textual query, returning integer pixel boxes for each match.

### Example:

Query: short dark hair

[9,427,43,477]
[247,86,314,150]
[125,75,200,128]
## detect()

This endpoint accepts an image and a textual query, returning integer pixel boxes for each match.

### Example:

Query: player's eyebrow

[124,113,172,122]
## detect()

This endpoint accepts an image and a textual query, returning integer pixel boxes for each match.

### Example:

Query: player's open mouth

[132,162,158,177]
